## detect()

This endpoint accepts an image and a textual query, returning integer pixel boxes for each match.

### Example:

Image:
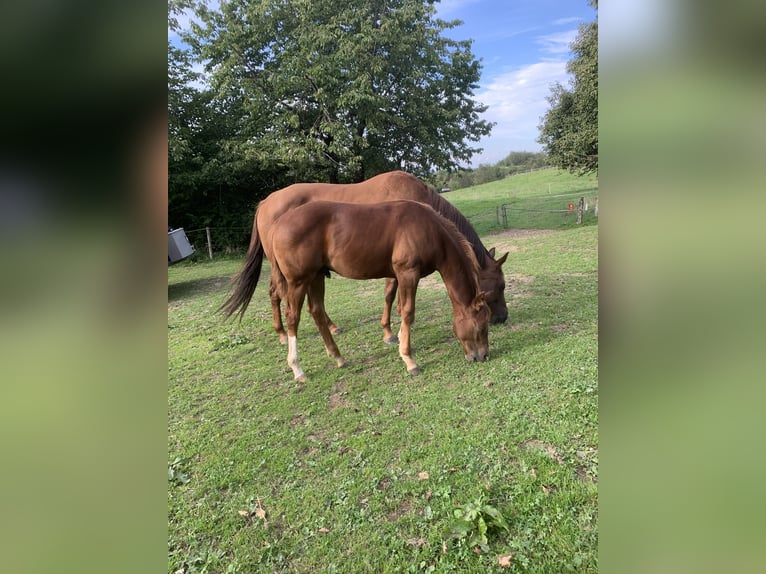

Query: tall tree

[185,0,493,182]
[170,0,286,248]
[538,0,597,174]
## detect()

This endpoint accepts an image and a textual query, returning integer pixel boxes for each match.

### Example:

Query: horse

[225,199,491,381]
[222,171,507,345]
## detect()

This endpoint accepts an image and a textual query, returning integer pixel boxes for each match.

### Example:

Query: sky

[433,0,597,165]
[170,0,598,167]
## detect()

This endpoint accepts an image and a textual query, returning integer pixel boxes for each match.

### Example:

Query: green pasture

[443,168,599,235]
[168,171,598,573]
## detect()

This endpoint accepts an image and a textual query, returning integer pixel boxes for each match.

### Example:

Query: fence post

[502,205,508,228]
[577,197,584,224]
[496,205,500,226]
[205,226,213,259]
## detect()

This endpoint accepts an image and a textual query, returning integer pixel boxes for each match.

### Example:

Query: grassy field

[168,171,598,573]
[443,168,599,236]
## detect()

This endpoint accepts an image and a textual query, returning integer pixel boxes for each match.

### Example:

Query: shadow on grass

[168,276,231,303]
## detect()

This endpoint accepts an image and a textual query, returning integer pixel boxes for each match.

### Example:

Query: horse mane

[413,183,489,268]
[427,206,482,293]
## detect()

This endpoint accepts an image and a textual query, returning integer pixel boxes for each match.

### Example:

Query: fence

[497,196,597,228]
[182,226,252,260]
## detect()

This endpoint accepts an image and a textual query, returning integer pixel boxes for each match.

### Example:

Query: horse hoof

[337,359,347,368]
[278,335,288,345]
[407,366,421,376]
[385,336,399,344]
[331,327,343,335]
[295,374,307,383]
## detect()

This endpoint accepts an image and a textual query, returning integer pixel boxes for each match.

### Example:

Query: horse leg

[284,284,308,382]
[306,275,342,336]
[381,277,399,344]
[395,278,420,375]
[269,277,288,344]
[307,276,346,368]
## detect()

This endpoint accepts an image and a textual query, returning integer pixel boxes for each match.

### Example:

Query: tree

[185,0,493,182]
[538,0,597,174]
[170,0,288,249]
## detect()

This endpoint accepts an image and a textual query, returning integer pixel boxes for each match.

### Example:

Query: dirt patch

[307,431,328,445]
[485,229,558,255]
[575,465,596,484]
[509,273,534,284]
[507,273,535,299]
[328,393,349,410]
[386,498,413,522]
[521,439,565,465]
[328,380,350,411]
[575,448,598,484]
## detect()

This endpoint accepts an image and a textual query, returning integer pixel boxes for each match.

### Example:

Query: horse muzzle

[466,351,489,362]
[491,310,508,324]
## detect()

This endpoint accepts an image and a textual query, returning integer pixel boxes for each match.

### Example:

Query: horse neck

[436,229,480,312]
[426,193,489,268]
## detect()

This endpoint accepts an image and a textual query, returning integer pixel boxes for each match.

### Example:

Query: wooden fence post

[205,226,213,259]
[577,197,584,224]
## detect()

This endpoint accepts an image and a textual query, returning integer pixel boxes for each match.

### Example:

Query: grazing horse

[224,171,507,345]
[224,200,490,381]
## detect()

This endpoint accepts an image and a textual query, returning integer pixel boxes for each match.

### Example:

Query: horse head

[453,291,491,362]
[481,248,509,324]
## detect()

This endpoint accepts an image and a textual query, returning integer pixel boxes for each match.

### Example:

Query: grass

[168,172,598,573]
[443,168,599,236]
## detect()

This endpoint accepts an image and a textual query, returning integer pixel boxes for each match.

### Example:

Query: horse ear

[495,251,509,266]
[488,247,496,257]
[473,291,489,310]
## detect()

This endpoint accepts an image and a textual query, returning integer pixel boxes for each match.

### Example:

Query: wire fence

[182,226,252,260]
[465,196,598,234]
[496,196,598,229]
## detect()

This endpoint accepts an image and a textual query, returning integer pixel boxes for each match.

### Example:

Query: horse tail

[219,232,265,321]
[268,251,288,304]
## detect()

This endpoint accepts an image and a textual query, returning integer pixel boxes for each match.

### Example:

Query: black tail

[219,235,265,321]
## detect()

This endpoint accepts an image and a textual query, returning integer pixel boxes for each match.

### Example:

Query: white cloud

[470,60,570,165]
[553,16,583,26]
[536,29,578,54]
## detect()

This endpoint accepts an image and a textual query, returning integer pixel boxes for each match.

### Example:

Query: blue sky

[170,0,597,167]
[434,0,597,164]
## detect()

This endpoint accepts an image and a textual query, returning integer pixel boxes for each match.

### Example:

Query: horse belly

[327,254,393,280]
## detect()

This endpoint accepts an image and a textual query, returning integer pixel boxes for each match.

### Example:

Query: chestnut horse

[226,200,490,381]
[223,171,507,345]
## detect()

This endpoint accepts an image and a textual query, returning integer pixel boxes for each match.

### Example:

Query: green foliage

[447,498,510,553]
[168,456,191,486]
[182,0,492,181]
[538,0,598,174]
[169,9,291,248]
